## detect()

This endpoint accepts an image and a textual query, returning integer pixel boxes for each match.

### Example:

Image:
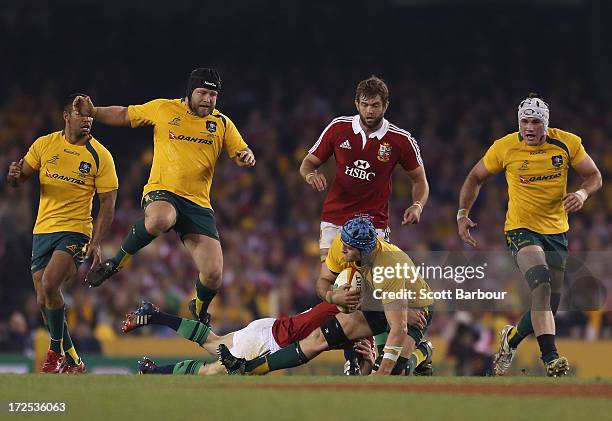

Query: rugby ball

[333,267,363,313]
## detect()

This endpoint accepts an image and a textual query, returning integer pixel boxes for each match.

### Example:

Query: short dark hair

[355,76,389,104]
[64,93,89,112]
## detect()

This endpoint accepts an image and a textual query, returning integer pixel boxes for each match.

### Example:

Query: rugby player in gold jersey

[457,94,602,376]
[73,68,255,326]
[7,93,118,373]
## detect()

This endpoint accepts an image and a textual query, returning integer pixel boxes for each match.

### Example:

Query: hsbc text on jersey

[345,165,376,181]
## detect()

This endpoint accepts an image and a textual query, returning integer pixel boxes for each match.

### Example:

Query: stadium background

[0,0,610,375]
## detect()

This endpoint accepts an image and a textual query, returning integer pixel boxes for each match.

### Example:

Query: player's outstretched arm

[86,190,117,267]
[6,158,35,187]
[562,154,602,213]
[72,95,130,127]
[300,153,327,191]
[402,165,429,225]
[457,159,495,247]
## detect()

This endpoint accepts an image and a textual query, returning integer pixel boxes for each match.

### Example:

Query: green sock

[508,311,533,349]
[62,321,80,364]
[246,342,308,374]
[113,218,156,267]
[176,319,211,345]
[195,279,217,316]
[172,359,205,375]
[45,307,65,353]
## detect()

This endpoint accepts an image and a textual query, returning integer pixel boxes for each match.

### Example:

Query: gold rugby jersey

[326,235,433,307]
[24,131,118,237]
[128,99,248,209]
[482,128,587,234]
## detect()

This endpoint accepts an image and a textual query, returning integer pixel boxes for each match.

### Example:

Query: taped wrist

[575,189,588,202]
[382,345,403,363]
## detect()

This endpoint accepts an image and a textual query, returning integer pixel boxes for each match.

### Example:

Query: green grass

[1,375,611,421]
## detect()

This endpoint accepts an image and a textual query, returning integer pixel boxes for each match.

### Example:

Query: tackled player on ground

[218,217,434,376]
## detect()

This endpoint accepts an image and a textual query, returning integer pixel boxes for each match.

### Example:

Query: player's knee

[524,264,551,291]
[144,213,174,235]
[200,264,222,287]
[320,317,351,349]
[309,328,329,352]
[41,276,60,299]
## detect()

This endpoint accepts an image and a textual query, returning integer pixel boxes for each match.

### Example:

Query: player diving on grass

[73,68,255,326]
[217,217,434,376]
[123,301,376,375]
[457,94,602,377]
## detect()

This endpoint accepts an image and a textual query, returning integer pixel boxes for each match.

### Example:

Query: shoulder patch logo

[206,121,217,133]
[79,161,92,174]
[377,142,392,162]
[551,155,563,168]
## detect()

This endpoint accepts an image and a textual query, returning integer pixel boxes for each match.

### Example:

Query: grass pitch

[1,375,611,421]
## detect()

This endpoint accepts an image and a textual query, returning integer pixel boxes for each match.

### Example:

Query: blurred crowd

[1,3,611,375]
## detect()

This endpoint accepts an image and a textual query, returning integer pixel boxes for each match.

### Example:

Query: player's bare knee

[41,276,61,299]
[144,213,174,235]
[203,264,222,283]
[311,328,329,352]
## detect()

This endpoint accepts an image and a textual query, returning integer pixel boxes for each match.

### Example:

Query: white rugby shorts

[229,318,281,360]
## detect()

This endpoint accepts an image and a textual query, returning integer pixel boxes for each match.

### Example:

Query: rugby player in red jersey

[300,76,430,372]
[300,75,429,260]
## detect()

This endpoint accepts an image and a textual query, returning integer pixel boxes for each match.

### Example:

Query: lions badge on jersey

[551,155,563,168]
[206,121,217,133]
[377,142,392,162]
[79,161,92,174]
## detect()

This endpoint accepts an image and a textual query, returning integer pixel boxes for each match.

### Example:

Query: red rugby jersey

[309,115,422,229]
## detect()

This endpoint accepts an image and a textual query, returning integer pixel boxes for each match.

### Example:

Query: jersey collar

[60,130,92,146]
[351,115,389,140]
